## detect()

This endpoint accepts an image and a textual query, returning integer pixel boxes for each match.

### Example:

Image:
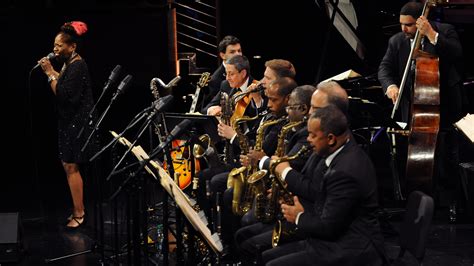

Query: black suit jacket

[286,140,384,265]
[202,64,226,107]
[378,21,465,126]
[204,77,269,160]
[261,125,310,172]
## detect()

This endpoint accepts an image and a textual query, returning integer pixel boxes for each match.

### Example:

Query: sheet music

[455,113,474,143]
[109,131,223,254]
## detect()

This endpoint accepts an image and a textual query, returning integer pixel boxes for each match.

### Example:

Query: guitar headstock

[198,72,211,88]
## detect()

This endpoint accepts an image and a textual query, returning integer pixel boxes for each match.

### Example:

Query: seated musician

[202,35,243,108]
[233,77,298,225]
[264,105,386,266]
[234,85,314,263]
[234,81,349,263]
[218,77,297,256]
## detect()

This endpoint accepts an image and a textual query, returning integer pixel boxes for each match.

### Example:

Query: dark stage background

[2,0,474,217]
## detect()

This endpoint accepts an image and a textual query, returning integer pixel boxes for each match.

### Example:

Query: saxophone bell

[192,134,213,159]
[247,169,268,184]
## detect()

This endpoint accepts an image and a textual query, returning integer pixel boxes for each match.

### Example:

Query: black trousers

[263,240,311,265]
[235,222,273,263]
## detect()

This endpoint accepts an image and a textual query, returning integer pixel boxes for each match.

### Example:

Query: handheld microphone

[103,65,122,92]
[33,52,56,70]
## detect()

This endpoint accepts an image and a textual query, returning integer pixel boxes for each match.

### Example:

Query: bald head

[310,81,349,115]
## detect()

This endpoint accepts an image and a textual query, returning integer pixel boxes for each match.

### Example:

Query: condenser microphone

[33,52,56,70]
[103,65,122,92]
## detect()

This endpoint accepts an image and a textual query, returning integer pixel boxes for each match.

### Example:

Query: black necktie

[315,159,329,178]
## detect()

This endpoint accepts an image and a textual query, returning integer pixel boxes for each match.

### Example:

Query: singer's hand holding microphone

[36,52,58,84]
[36,52,56,72]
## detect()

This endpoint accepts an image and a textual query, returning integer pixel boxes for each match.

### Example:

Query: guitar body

[151,74,210,190]
[162,140,201,190]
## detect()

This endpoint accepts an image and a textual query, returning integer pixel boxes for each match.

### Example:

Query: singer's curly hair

[59,21,87,46]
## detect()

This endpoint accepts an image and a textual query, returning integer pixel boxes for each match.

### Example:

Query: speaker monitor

[0,212,21,263]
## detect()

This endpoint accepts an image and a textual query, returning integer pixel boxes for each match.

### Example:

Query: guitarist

[201,35,243,108]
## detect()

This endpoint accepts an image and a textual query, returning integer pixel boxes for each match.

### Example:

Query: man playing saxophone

[231,77,297,224]
[234,81,352,263]
[263,105,385,265]
[234,85,315,264]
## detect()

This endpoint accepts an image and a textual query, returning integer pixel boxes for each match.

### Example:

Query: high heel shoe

[65,213,86,230]
[66,209,86,221]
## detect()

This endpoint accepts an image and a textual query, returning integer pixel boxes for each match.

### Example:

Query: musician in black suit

[264,105,385,266]
[378,2,466,210]
[259,85,316,172]
[378,2,464,126]
[234,85,315,264]
[204,55,267,194]
[202,35,243,108]
[235,83,352,264]
[216,77,296,256]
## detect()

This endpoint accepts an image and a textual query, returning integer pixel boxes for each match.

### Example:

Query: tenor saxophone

[247,116,288,220]
[250,120,304,222]
[270,145,311,248]
[227,115,259,216]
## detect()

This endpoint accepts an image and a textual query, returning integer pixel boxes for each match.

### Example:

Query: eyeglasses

[285,104,303,112]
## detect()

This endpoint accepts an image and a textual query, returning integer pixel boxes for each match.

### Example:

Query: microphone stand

[76,81,110,140]
[89,108,149,162]
[81,92,120,154]
[105,113,157,181]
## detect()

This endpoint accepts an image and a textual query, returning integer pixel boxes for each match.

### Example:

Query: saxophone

[228,115,259,216]
[251,120,305,222]
[271,145,311,248]
[247,116,288,220]
[150,78,167,143]
[220,92,234,164]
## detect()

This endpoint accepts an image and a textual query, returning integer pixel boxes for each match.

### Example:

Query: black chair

[393,190,434,266]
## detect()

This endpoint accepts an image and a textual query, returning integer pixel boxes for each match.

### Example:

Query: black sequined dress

[56,59,94,163]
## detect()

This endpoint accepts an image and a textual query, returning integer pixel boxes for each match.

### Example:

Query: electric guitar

[189,72,210,114]
[150,78,200,190]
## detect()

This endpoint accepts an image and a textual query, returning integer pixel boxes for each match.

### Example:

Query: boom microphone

[103,65,122,92]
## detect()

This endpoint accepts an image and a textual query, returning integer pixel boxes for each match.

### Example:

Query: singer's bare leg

[63,162,85,228]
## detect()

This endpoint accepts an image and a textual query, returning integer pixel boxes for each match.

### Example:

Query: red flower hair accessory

[68,21,88,36]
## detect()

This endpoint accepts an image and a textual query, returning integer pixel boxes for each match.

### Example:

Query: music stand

[348,97,405,204]
[349,96,401,133]
[110,134,223,253]
[163,113,219,144]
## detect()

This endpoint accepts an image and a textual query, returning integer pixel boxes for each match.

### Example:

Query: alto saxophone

[271,145,311,248]
[227,115,259,216]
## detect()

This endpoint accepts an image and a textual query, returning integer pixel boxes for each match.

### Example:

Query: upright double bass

[391,0,445,195]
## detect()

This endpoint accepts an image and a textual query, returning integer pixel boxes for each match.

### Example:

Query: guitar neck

[189,86,202,113]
